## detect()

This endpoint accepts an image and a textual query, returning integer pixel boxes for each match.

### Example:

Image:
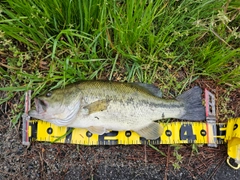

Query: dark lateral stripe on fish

[138,100,183,108]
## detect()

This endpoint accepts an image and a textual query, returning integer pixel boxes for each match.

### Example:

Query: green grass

[0,0,240,124]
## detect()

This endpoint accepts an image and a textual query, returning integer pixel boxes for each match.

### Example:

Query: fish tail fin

[176,86,206,121]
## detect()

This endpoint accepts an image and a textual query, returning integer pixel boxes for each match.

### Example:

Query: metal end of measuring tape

[205,89,218,147]
[22,90,31,146]
[204,89,240,170]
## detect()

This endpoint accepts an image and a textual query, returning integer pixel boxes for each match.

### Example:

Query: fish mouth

[34,98,48,113]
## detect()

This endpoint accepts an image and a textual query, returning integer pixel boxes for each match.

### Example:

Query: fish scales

[74,81,183,122]
[77,81,183,112]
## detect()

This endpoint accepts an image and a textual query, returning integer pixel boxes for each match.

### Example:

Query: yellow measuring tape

[28,120,227,145]
[27,118,240,169]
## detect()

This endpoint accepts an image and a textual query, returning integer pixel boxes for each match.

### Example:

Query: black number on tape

[180,124,196,141]
[99,131,118,145]
[233,124,238,131]
[65,127,73,143]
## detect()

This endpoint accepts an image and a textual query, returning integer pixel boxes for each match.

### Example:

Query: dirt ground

[1,82,240,180]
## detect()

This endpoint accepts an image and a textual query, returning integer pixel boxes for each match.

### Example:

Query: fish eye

[46,92,52,97]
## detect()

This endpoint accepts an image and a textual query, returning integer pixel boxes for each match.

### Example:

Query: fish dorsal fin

[136,122,163,140]
[133,83,162,98]
[84,99,110,114]
[87,126,107,135]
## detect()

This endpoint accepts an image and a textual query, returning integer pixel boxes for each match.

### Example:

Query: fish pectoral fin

[136,122,163,140]
[87,126,107,135]
[84,99,110,114]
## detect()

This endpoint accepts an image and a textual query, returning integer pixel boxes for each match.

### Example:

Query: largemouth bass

[29,81,205,139]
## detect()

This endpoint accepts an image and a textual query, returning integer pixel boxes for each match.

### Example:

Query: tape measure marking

[28,120,231,145]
